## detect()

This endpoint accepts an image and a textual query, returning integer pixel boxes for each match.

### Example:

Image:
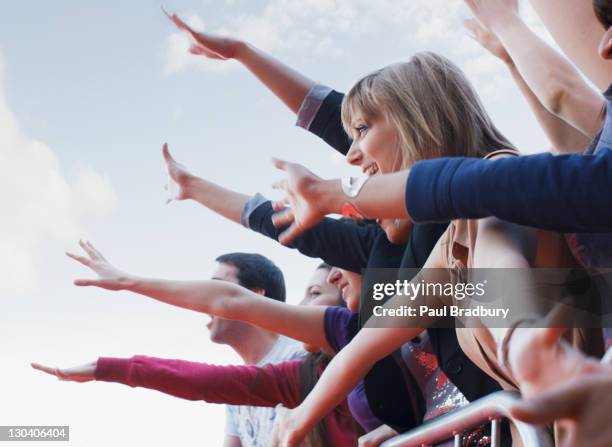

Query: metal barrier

[380,391,553,447]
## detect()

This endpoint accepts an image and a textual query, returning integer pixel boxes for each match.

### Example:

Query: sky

[0,1,556,445]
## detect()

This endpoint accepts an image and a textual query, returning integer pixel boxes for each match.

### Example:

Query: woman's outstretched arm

[465,18,591,153]
[528,0,612,92]
[465,0,605,137]
[269,151,612,244]
[66,240,331,352]
[165,10,314,114]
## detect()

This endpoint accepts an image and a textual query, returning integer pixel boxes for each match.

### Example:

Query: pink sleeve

[95,355,302,408]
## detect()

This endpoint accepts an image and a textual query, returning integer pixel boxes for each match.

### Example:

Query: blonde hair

[341,52,515,168]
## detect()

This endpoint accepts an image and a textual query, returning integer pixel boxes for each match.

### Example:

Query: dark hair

[317,262,332,271]
[299,353,333,446]
[215,253,286,302]
[594,0,612,28]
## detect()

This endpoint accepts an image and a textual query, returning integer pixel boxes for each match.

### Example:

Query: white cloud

[0,52,117,295]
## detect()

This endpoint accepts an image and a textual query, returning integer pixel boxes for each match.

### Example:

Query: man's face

[206,262,253,345]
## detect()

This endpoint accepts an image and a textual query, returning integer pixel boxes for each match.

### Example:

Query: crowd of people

[32,0,612,446]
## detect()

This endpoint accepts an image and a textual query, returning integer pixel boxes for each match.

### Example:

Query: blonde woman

[269,53,604,446]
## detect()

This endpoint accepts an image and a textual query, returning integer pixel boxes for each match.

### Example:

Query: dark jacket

[248,88,505,436]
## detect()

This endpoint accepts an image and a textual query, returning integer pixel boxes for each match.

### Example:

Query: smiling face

[300,266,340,306]
[327,267,362,312]
[345,111,412,244]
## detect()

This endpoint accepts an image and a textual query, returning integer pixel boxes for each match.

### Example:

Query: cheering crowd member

[34,0,612,446]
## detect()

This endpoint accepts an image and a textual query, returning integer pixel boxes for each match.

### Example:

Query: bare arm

[464,17,591,153]
[165,11,314,114]
[67,240,332,352]
[164,144,249,224]
[506,62,591,153]
[529,0,612,92]
[271,243,448,446]
[465,0,605,137]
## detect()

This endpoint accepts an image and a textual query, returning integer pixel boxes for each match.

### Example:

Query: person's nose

[346,142,364,166]
[327,268,342,287]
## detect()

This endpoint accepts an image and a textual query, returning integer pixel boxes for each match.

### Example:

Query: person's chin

[381,219,410,244]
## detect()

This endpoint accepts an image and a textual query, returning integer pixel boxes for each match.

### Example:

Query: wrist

[182,175,202,200]
[315,178,345,215]
[232,40,250,61]
[491,12,524,39]
[119,274,138,291]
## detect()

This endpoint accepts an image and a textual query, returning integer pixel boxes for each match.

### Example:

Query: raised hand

[463,0,519,32]
[506,325,605,398]
[66,240,130,291]
[31,361,96,383]
[163,8,242,60]
[270,405,307,447]
[464,18,511,64]
[511,369,612,447]
[163,143,194,204]
[271,159,332,245]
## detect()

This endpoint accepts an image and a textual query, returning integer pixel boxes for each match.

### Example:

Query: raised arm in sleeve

[406,149,612,232]
[95,356,302,408]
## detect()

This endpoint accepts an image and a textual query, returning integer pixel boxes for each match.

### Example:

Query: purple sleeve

[95,356,302,408]
[323,307,359,352]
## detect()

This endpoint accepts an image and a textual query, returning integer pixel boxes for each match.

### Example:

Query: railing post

[491,418,501,447]
[453,433,461,447]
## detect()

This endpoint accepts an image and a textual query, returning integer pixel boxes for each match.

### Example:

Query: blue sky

[0,1,553,445]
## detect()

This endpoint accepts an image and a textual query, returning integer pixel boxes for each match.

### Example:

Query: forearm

[120,275,244,315]
[185,176,250,224]
[506,61,591,153]
[492,14,603,135]
[529,0,611,91]
[315,173,410,220]
[235,42,315,114]
[120,274,330,350]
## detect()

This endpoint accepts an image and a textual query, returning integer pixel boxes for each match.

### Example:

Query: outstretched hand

[163,143,194,204]
[270,405,308,447]
[163,8,241,60]
[511,366,612,447]
[31,361,96,383]
[507,325,605,398]
[464,18,511,64]
[271,159,330,245]
[66,240,130,291]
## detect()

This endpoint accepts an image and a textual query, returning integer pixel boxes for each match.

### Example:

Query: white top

[224,336,304,447]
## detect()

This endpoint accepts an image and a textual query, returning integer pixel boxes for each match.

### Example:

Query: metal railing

[380,391,553,447]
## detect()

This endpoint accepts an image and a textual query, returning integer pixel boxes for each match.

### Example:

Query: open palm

[66,240,128,291]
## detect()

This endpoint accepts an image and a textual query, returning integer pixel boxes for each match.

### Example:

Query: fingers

[85,240,105,260]
[162,142,175,164]
[74,279,103,288]
[271,208,294,228]
[511,379,587,424]
[271,198,289,211]
[66,251,92,268]
[189,43,220,59]
[278,223,304,246]
[31,363,60,377]
[272,157,289,171]
[272,179,288,192]
[78,239,97,260]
